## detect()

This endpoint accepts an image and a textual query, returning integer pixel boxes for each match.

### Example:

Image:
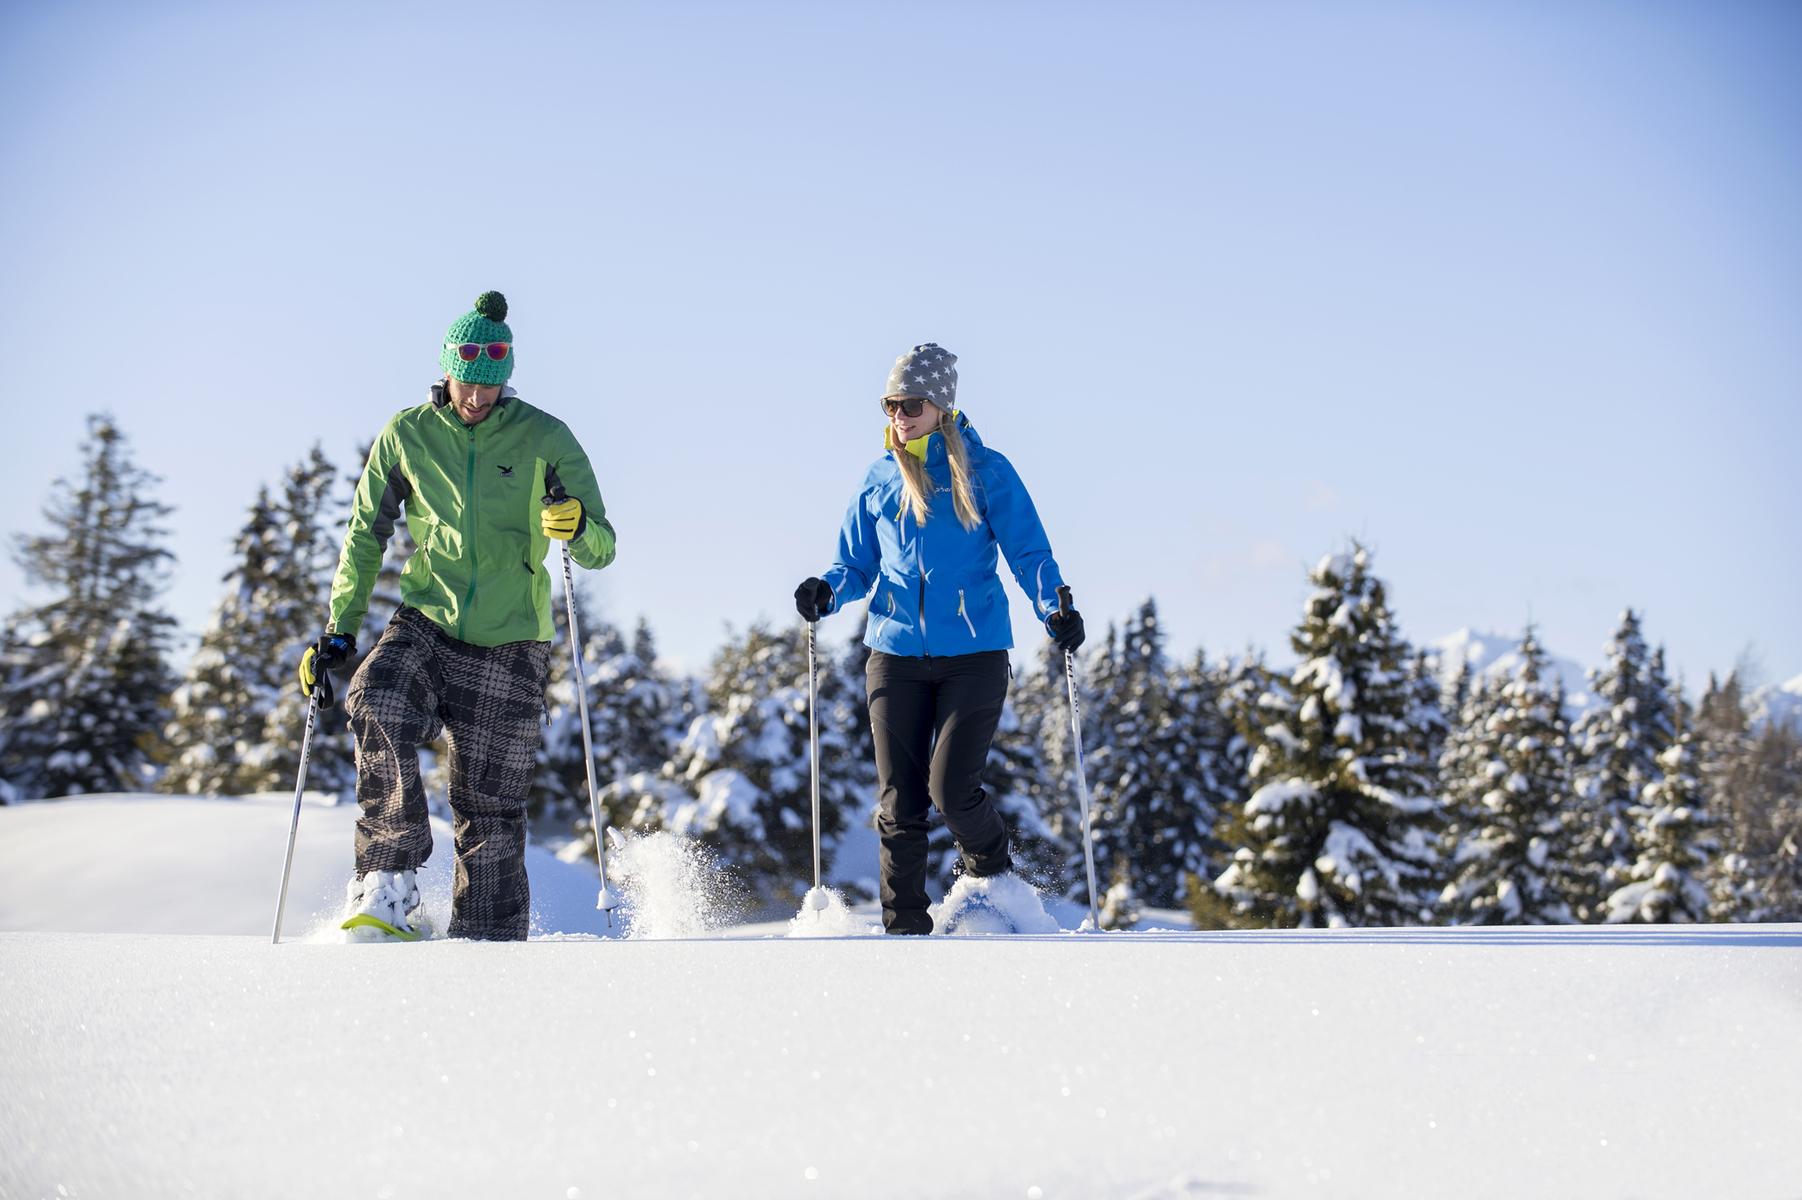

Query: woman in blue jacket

[795,343,1084,934]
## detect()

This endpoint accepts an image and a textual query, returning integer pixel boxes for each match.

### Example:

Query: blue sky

[3,0,1798,687]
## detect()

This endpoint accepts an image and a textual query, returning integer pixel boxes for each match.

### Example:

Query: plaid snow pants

[345,607,551,940]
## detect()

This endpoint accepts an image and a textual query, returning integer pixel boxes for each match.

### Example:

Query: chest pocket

[484,452,532,539]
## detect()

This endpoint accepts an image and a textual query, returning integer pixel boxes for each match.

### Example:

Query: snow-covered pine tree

[1214,649,1273,809]
[0,415,177,799]
[1084,599,1209,913]
[1403,647,1451,913]
[1757,727,1802,920]
[1695,673,1750,918]
[1079,601,1234,912]
[1212,546,1440,928]
[253,445,355,796]
[1407,649,1450,787]
[617,618,690,778]
[0,626,32,803]
[536,584,687,841]
[1605,727,1716,923]
[1442,657,1473,732]
[1162,648,1240,905]
[1568,610,1676,918]
[1187,649,1274,929]
[1435,628,1579,924]
[1694,673,1749,811]
[1709,717,1802,922]
[1434,664,1493,910]
[160,486,286,795]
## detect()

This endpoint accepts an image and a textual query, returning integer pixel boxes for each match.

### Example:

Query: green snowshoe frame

[341,913,423,941]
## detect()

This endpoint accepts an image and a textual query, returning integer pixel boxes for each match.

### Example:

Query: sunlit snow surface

[786,886,882,937]
[3,798,1800,1199]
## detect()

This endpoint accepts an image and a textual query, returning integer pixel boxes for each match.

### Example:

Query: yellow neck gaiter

[884,411,959,461]
[885,426,936,461]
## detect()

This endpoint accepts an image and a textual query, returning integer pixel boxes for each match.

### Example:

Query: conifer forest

[4,415,1798,927]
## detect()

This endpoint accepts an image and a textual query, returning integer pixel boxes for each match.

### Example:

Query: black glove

[1048,587,1085,654]
[297,632,357,707]
[794,577,834,622]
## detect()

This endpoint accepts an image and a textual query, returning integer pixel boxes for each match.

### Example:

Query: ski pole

[1057,586,1102,931]
[545,484,621,926]
[803,619,828,912]
[271,689,321,944]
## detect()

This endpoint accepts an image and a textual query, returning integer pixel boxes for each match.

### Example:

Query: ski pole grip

[1056,585,1074,618]
[541,481,569,507]
[313,667,337,711]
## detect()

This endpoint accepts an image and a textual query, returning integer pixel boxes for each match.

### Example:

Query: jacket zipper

[918,577,930,657]
[958,589,976,638]
[914,507,931,658]
[458,427,478,640]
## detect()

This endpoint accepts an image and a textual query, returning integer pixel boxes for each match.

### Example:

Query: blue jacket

[820,414,1066,657]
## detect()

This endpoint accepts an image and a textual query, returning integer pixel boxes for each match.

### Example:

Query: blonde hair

[894,410,981,531]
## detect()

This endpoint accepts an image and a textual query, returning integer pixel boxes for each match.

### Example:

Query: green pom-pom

[474,291,508,321]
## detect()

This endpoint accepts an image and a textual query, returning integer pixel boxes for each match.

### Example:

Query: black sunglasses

[881,396,929,418]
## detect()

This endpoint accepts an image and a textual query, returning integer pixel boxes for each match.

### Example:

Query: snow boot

[932,872,1061,936]
[341,869,427,941]
[884,908,934,936]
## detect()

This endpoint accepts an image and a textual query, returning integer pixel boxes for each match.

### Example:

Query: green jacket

[330,386,616,647]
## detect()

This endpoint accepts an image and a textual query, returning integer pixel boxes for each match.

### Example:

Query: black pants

[345,608,551,941]
[867,649,1013,934]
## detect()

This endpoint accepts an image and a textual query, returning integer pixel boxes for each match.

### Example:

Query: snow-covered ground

[0,793,620,940]
[3,797,1800,1199]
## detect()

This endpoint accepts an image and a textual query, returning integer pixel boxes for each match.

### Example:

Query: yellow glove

[297,633,356,706]
[541,495,584,541]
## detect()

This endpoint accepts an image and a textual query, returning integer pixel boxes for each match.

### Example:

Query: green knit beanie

[439,291,516,385]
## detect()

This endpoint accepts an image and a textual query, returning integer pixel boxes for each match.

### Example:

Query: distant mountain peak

[1750,674,1802,731]
[1428,629,1597,712]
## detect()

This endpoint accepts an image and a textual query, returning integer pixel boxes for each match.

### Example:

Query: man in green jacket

[298,291,616,941]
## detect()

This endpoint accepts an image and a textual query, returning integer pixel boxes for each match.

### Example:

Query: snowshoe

[931,872,1061,936]
[341,869,428,942]
[940,889,1017,935]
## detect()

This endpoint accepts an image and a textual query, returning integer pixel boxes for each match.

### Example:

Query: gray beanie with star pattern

[884,343,959,412]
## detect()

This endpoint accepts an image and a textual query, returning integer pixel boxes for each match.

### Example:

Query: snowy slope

[1431,628,1597,711]
[3,799,1801,1198]
[0,793,618,939]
